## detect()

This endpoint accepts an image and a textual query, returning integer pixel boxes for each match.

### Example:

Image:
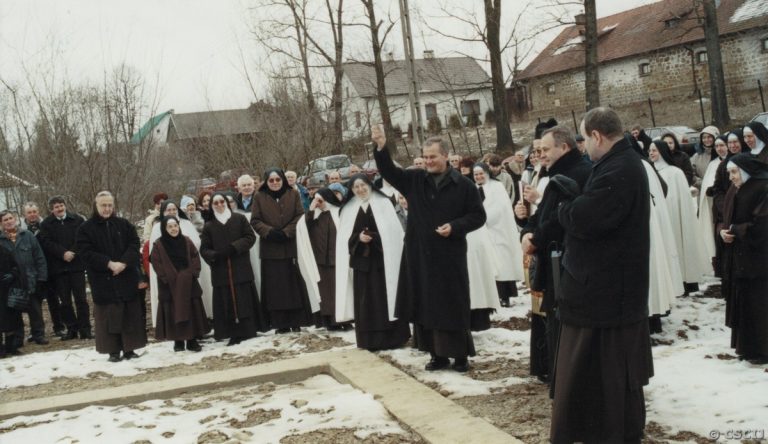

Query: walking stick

[227,258,240,323]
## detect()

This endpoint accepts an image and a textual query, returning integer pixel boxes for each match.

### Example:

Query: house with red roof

[509,0,768,128]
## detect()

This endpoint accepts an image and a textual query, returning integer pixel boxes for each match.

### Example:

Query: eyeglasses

[212,200,226,206]
[268,178,282,183]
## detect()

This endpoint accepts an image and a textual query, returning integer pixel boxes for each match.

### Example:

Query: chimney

[386,51,395,61]
[423,50,434,60]
[575,13,586,26]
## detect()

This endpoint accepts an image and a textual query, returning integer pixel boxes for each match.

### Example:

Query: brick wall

[517,27,768,130]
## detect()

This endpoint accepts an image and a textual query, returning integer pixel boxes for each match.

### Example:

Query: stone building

[510,0,768,129]
[341,53,494,140]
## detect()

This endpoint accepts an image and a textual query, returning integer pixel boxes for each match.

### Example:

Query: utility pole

[398,0,424,145]
[701,0,730,127]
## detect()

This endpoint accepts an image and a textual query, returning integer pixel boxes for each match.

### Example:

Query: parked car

[184,178,217,195]
[645,125,700,156]
[751,112,768,126]
[301,154,353,186]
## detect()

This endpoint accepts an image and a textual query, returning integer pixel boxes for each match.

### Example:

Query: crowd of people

[0,107,766,443]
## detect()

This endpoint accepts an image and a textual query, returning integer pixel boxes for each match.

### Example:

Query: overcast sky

[0,0,659,116]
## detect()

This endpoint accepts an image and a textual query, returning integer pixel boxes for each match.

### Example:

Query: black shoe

[452,358,470,373]
[500,299,510,308]
[61,329,78,341]
[123,351,139,360]
[425,356,450,371]
[53,329,67,338]
[186,339,202,352]
[227,337,242,346]
[536,374,550,384]
[30,336,49,345]
[108,353,122,362]
[173,341,185,352]
[291,327,302,333]
[79,329,93,340]
[275,328,290,334]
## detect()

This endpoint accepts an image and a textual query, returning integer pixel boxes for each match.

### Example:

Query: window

[355,111,361,128]
[696,51,708,64]
[546,83,556,94]
[345,87,350,99]
[762,38,768,52]
[639,63,651,76]
[460,100,480,117]
[425,103,437,120]
[664,18,680,29]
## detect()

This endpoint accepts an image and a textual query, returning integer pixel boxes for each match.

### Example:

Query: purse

[7,286,30,311]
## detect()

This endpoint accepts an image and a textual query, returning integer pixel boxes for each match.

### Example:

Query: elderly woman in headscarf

[296,186,352,331]
[336,174,409,351]
[649,140,710,293]
[251,168,313,334]
[200,192,267,345]
[149,200,212,327]
[181,195,205,233]
[743,121,768,164]
[150,216,210,352]
[718,154,768,364]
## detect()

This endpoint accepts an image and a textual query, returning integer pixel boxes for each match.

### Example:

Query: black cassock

[348,206,410,350]
[721,177,768,360]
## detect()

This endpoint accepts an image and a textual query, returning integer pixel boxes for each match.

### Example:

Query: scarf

[160,216,189,270]
[214,207,232,225]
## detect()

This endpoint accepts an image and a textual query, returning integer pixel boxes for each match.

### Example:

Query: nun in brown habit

[201,192,267,345]
[296,186,353,330]
[336,174,410,351]
[150,216,210,352]
[251,168,313,333]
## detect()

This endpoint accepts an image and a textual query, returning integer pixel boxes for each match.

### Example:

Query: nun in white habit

[641,159,685,333]
[649,140,711,292]
[466,224,502,331]
[472,163,525,306]
[295,187,353,330]
[335,174,410,351]
[697,135,729,266]
[149,200,213,326]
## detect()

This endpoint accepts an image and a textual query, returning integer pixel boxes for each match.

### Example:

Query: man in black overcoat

[372,125,486,373]
[514,125,591,384]
[550,108,653,443]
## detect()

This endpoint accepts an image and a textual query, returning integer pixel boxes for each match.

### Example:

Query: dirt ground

[6,297,713,443]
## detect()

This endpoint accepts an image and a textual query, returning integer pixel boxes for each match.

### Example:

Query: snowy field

[1,281,767,442]
[0,374,410,443]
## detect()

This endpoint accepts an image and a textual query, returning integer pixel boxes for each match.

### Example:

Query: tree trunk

[362,0,397,155]
[702,0,730,128]
[584,0,600,110]
[484,0,513,150]
[331,0,344,152]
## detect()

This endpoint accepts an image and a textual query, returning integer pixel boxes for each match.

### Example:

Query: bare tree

[483,0,513,149]
[360,0,399,154]
[699,0,730,127]
[583,0,600,110]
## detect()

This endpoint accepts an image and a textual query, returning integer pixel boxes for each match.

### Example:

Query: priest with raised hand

[371,124,486,373]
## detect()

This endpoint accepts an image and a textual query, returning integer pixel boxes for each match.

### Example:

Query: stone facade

[516,27,768,129]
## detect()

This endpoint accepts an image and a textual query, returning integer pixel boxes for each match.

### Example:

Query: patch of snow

[0,329,356,389]
[602,23,618,32]
[730,0,768,23]
[553,36,584,55]
[0,374,407,443]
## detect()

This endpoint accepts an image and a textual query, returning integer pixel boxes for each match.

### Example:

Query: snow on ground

[0,329,356,389]
[0,374,408,443]
[646,291,768,434]
[2,280,767,440]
